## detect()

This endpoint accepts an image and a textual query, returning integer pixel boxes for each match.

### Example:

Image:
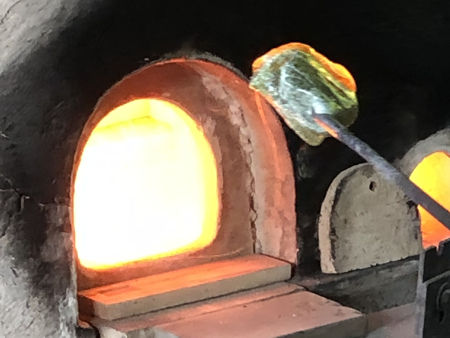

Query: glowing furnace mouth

[73,98,219,270]
[409,151,450,248]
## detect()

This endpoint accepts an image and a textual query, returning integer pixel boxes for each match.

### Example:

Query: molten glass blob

[73,99,219,270]
[409,152,450,248]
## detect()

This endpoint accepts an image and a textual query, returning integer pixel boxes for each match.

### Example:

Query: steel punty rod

[312,111,450,230]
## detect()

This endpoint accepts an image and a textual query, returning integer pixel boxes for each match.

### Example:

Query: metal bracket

[416,239,450,337]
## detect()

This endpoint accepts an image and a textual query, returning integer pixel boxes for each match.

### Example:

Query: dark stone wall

[1,0,450,335]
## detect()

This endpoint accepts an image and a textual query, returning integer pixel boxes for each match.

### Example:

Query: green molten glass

[250,42,359,146]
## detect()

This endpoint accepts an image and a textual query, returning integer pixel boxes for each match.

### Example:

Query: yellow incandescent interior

[409,151,450,248]
[73,99,219,270]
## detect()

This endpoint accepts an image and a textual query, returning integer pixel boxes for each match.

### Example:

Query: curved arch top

[72,58,296,288]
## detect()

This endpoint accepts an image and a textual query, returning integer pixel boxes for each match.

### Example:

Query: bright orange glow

[409,152,450,248]
[73,99,219,270]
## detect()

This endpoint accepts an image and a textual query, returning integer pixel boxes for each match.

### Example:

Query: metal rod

[312,111,450,230]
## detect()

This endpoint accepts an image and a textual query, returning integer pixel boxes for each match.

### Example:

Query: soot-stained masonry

[0,0,449,336]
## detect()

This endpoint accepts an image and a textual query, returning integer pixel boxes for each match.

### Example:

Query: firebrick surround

[73,58,297,291]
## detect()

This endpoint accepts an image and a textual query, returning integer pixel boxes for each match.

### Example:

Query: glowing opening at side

[73,99,219,270]
[409,151,450,248]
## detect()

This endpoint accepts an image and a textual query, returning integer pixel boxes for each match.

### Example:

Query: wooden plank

[78,254,292,320]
